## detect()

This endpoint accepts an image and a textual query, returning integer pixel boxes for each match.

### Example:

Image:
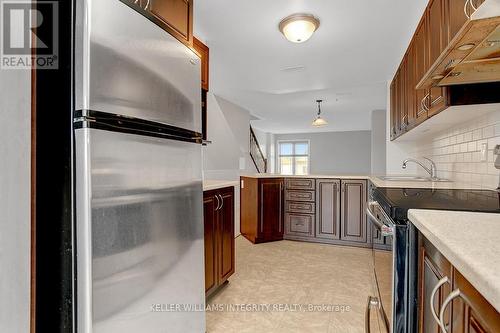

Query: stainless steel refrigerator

[74,1,205,332]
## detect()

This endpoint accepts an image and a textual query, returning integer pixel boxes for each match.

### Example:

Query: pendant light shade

[312,100,328,127]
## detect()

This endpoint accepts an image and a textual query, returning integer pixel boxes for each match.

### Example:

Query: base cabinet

[204,187,235,296]
[418,235,500,333]
[240,177,284,243]
[340,180,367,243]
[315,179,341,240]
[283,178,370,248]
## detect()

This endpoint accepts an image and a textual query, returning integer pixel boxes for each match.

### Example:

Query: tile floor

[206,236,381,332]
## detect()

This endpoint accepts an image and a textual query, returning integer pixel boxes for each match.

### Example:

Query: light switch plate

[239,157,246,170]
[480,142,488,161]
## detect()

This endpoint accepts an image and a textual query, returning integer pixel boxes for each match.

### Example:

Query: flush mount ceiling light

[279,14,320,43]
[312,99,328,127]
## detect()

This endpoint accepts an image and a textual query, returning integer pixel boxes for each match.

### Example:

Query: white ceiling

[195,0,428,134]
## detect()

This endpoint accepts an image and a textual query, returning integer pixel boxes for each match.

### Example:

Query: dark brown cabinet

[340,180,367,243]
[452,270,500,333]
[414,17,430,125]
[418,234,500,333]
[240,177,284,244]
[150,0,193,46]
[192,37,209,91]
[121,0,193,47]
[389,0,497,140]
[204,186,235,296]
[315,179,341,240]
[419,237,453,333]
[427,0,448,117]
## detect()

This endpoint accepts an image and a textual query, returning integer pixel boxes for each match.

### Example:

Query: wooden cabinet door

[218,188,234,284]
[446,0,486,42]
[400,59,409,132]
[192,37,209,91]
[315,179,341,240]
[390,80,397,140]
[427,0,448,117]
[451,269,500,333]
[203,192,217,293]
[149,0,193,45]
[340,180,367,243]
[407,40,417,126]
[419,238,453,333]
[259,179,284,241]
[414,18,429,124]
[394,69,402,136]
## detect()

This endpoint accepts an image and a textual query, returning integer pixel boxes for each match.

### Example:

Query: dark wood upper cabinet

[149,0,193,46]
[414,18,429,125]
[447,0,469,41]
[315,179,341,240]
[240,177,284,244]
[203,187,235,296]
[192,37,209,91]
[121,0,193,47]
[390,0,498,140]
[427,0,448,117]
[340,180,367,243]
[447,0,484,43]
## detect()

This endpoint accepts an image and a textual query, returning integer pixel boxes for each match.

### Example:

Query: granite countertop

[408,209,500,312]
[240,174,487,190]
[203,180,239,191]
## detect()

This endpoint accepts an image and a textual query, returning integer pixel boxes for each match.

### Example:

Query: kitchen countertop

[408,209,500,312]
[241,173,487,190]
[203,180,239,191]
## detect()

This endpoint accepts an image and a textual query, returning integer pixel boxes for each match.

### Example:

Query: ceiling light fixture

[312,100,328,127]
[279,14,320,43]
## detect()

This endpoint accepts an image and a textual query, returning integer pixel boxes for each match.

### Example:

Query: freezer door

[75,0,201,133]
[75,128,205,333]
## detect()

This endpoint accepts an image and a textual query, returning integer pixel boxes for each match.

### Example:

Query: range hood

[417,0,500,88]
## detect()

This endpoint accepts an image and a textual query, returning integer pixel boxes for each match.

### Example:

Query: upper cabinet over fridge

[121,0,194,47]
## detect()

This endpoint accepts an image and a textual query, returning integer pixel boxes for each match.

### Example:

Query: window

[277,141,310,175]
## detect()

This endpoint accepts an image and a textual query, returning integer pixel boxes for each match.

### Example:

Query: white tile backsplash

[410,109,500,189]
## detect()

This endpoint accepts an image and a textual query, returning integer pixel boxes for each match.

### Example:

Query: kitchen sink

[377,176,451,182]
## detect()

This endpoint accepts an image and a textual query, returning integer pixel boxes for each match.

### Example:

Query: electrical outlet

[480,142,488,161]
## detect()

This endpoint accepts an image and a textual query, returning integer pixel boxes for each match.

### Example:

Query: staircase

[249,126,267,173]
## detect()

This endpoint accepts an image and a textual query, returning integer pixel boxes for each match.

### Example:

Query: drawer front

[286,178,315,190]
[285,190,315,202]
[285,213,314,236]
[286,201,315,214]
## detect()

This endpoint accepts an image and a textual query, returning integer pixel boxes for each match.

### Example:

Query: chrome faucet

[402,157,438,180]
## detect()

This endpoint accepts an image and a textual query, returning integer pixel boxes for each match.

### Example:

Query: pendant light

[312,100,328,127]
[279,14,320,43]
